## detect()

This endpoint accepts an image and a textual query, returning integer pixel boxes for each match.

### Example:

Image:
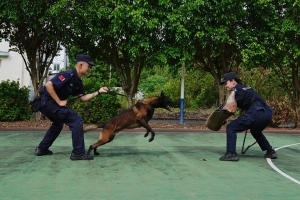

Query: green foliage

[1,0,300,124]
[67,66,121,123]
[140,66,218,109]
[69,94,121,123]
[139,75,168,96]
[83,64,120,88]
[0,80,31,121]
[235,67,295,127]
[186,71,218,109]
[240,68,284,100]
[163,69,218,109]
[138,65,178,100]
[162,77,181,105]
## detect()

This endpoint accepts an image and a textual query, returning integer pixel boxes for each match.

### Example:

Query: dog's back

[105,103,151,131]
[84,101,154,132]
[85,91,178,155]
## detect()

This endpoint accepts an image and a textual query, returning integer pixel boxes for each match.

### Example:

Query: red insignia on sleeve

[59,75,65,81]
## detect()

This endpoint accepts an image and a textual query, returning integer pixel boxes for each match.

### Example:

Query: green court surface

[0,130,299,200]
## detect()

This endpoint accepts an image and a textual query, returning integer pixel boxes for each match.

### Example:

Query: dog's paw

[148,138,154,142]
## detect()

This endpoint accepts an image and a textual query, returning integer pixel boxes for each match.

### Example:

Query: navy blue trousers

[226,105,273,153]
[38,104,85,155]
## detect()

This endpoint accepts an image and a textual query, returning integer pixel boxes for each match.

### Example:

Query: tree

[0,0,70,97]
[66,0,186,106]
[242,1,300,125]
[272,2,300,125]
[175,0,247,103]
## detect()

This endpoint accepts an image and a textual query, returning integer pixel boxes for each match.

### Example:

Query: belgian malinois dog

[84,91,177,156]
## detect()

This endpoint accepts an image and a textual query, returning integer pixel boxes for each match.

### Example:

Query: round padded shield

[205,109,234,131]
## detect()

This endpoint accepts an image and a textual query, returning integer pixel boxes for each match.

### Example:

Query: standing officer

[219,72,277,161]
[35,54,108,160]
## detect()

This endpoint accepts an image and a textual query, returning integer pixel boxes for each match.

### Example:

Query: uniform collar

[71,68,81,83]
[234,83,243,90]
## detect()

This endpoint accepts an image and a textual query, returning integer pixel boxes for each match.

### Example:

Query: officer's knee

[51,122,64,130]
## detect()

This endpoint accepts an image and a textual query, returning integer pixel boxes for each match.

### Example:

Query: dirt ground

[0,111,208,129]
[0,119,207,129]
[0,111,298,131]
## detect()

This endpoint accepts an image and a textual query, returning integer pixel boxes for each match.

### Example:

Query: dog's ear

[160,91,165,97]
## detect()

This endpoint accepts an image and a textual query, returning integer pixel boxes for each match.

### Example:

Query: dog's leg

[144,131,150,138]
[107,134,116,143]
[92,134,116,155]
[147,130,155,142]
[138,119,155,142]
[87,140,107,155]
[87,129,116,155]
[93,147,99,155]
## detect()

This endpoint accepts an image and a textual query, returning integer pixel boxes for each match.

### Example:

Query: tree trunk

[291,65,300,127]
[294,106,299,128]
[218,84,225,105]
[126,96,134,108]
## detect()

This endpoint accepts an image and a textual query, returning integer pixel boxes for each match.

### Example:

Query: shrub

[139,74,168,96]
[68,67,122,123]
[268,97,296,127]
[69,94,121,123]
[0,80,31,121]
[163,69,218,109]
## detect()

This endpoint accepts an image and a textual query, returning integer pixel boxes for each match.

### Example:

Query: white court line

[266,143,300,185]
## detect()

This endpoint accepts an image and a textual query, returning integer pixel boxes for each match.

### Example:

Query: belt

[243,101,266,112]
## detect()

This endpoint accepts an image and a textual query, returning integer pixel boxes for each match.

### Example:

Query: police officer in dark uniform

[219,72,277,161]
[35,54,109,160]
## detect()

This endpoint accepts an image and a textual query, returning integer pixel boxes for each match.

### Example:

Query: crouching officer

[35,54,109,160]
[219,72,277,161]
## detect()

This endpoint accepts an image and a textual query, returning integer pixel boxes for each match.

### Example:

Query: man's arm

[79,87,109,102]
[45,81,67,107]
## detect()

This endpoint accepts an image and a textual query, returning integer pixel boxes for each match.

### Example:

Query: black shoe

[70,153,94,161]
[264,149,277,159]
[219,152,239,161]
[35,147,53,156]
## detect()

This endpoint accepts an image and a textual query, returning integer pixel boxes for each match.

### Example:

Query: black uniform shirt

[234,83,265,112]
[40,68,84,105]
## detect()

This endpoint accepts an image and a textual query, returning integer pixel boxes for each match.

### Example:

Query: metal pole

[179,62,185,124]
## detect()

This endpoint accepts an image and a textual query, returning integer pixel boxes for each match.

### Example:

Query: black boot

[219,152,239,161]
[70,153,94,161]
[264,149,277,159]
[35,147,53,156]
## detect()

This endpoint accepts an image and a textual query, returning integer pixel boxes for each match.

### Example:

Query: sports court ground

[0,128,299,200]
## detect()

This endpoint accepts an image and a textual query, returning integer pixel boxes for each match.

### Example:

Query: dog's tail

[83,123,105,132]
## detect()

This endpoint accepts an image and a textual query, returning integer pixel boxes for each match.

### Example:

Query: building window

[53,63,60,71]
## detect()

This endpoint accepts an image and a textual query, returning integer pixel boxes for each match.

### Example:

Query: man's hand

[58,100,67,107]
[98,87,109,94]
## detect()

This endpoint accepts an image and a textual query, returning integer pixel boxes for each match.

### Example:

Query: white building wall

[0,41,31,88]
[49,48,68,72]
[0,41,67,94]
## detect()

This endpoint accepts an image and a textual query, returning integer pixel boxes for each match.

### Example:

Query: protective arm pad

[205,109,234,131]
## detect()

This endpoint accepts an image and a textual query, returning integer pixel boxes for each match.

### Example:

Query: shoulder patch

[242,86,252,91]
[59,75,65,81]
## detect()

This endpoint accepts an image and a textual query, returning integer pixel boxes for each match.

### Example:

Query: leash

[241,130,257,154]
[67,89,126,106]
[106,89,126,97]
[67,94,85,106]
